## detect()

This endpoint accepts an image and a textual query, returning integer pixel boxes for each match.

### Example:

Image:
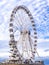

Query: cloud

[37,39,49,43]
[47,0,49,5]
[0,0,7,5]
[36,48,49,57]
[44,49,49,52]
[37,39,49,51]
[0,52,10,58]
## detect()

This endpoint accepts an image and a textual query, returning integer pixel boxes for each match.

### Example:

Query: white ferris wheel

[9,5,38,64]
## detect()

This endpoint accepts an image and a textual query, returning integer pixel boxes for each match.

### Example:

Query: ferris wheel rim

[9,5,37,62]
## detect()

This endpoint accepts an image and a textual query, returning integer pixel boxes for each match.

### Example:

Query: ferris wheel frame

[9,5,37,64]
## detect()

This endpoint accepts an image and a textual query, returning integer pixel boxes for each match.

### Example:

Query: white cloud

[37,48,49,57]
[37,39,49,43]
[0,48,9,52]
[0,46,10,58]
[0,0,7,5]
[0,32,9,41]
[0,52,10,58]
[47,0,49,5]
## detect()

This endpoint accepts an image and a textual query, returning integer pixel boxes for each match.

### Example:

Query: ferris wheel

[9,5,37,64]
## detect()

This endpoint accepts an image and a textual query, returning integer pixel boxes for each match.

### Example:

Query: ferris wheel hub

[21,30,29,34]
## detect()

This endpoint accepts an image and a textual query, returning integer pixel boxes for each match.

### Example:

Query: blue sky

[0,0,49,65]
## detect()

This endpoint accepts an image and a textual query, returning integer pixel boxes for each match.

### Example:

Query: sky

[0,0,49,65]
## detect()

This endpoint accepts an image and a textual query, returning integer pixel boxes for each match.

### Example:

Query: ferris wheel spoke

[16,10,24,28]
